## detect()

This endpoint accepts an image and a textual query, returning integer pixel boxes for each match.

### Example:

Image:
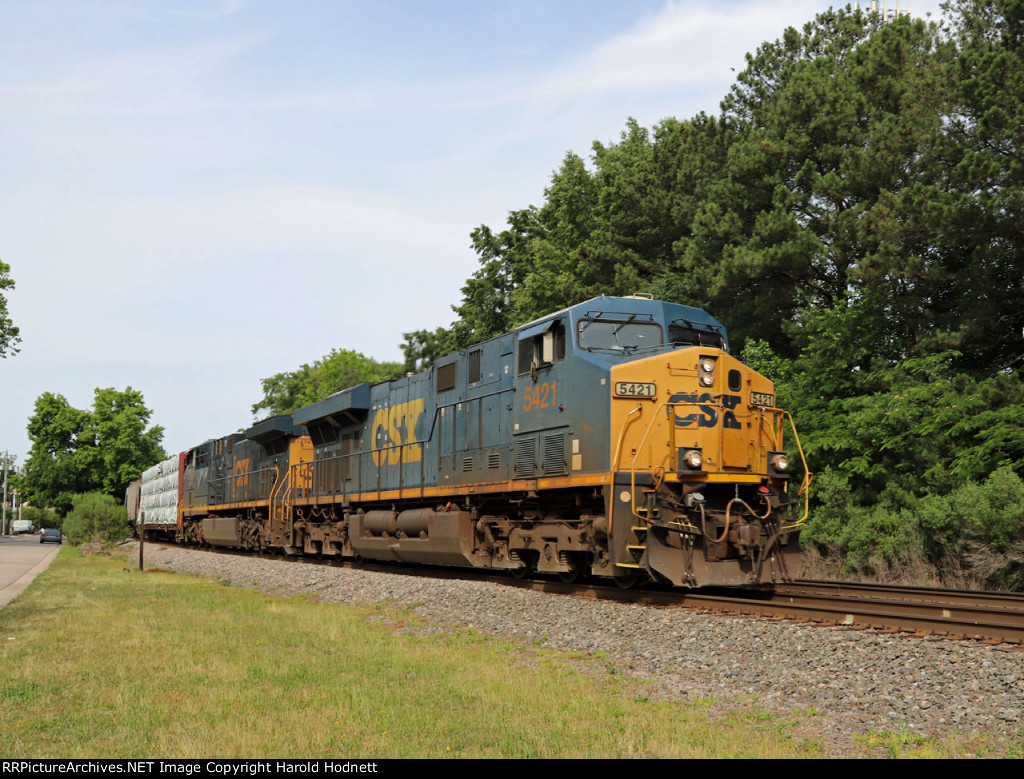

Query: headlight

[770,453,789,472]
[699,356,716,387]
[681,449,703,470]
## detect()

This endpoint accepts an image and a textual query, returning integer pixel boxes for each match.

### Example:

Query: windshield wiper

[612,313,638,335]
[579,314,604,335]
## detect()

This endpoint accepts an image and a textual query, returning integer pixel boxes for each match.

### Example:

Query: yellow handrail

[775,407,813,529]
[268,463,291,524]
[612,398,812,528]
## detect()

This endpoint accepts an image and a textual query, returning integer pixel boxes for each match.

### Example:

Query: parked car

[39,528,62,545]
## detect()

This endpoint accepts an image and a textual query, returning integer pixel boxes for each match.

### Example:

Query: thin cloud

[0,31,269,118]
[527,0,941,101]
[164,0,248,22]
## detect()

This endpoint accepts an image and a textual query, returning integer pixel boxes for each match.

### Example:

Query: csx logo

[233,458,250,487]
[669,393,742,429]
[372,399,425,467]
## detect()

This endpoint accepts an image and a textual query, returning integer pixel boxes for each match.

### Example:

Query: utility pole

[0,455,18,535]
[1,452,10,536]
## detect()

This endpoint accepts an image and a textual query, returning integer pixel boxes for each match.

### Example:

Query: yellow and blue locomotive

[160,295,809,588]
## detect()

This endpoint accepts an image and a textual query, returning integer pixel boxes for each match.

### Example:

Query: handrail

[627,401,670,521]
[774,407,813,529]
[209,464,279,502]
[366,386,516,468]
[300,386,518,502]
[612,398,812,527]
[268,461,290,524]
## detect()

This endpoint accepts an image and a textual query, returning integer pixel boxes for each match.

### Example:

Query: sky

[0,0,944,468]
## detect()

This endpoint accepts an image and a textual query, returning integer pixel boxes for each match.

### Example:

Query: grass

[0,547,1008,758]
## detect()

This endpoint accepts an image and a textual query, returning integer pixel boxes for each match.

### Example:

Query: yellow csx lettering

[372,398,426,467]
[233,458,250,488]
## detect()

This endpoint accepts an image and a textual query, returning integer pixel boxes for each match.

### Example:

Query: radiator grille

[542,433,566,475]
[514,438,536,477]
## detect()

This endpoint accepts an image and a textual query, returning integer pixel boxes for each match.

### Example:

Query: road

[0,533,61,609]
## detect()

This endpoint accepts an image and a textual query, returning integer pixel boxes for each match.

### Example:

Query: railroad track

[142,541,1024,645]
[520,578,1024,646]
[763,579,1024,645]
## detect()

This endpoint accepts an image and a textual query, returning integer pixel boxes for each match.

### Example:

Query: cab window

[517,321,565,375]
[577,317,662,351]
[668,322,726,350]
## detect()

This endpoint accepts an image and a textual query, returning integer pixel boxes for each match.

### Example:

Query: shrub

[801,467,1024,589]
[20,505,60,530]
[62,492,130,546]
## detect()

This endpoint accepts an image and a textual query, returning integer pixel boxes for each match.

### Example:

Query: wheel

[509,550,534,580]
[558,568,583,584]
[557,553,585,584]
[614,570,642,589]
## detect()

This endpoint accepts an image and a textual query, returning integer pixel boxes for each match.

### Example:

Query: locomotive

[134,295,810,588]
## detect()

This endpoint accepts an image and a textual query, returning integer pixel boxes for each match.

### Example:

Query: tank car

[155,295,809,588]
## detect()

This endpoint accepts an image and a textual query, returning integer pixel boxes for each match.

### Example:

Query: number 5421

[523,381,557,412]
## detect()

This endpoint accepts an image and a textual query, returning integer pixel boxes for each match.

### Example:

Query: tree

[401,326,456,373]
[21,505,60,530]
[681,8,955,357]
[0,259,20,358]
[22,388,165,515]
[438,114,729,352]
[91,387,166,497]
[252,349,403,417]
[22,393,97,515]
[941,0,1024,373]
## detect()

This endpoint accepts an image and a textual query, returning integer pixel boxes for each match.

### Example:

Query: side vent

[488,452,501,469]
[468,349,482,383]
[461,455,474,472]
[542,433,566,476]
[514,438,536,477]
[436,362,456,392]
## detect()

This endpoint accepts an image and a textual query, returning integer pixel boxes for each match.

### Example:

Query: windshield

[577,319,663,351]
[668,322,726,350]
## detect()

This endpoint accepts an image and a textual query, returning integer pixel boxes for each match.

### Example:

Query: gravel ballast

[132,543,1024,749]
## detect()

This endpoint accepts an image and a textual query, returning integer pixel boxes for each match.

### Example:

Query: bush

[917,467,1024,589]
[801,467,1024,589]
[62,492,130,546]
[20,505,60,530]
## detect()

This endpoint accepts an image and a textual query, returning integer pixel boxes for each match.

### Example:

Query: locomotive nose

[608,349,808,586]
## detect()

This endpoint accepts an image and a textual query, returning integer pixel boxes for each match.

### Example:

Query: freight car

[133,295,810,588]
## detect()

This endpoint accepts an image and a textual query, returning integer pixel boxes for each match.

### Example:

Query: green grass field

[0,547,1007,758]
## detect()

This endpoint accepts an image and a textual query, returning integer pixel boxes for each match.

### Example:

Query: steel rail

[780,579,1024,610]
[141,541,1024,645]
[699,591,1024,644]
[511,581,1024,645]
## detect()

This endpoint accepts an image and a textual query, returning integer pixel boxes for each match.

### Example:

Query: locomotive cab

[513,296,809,587]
